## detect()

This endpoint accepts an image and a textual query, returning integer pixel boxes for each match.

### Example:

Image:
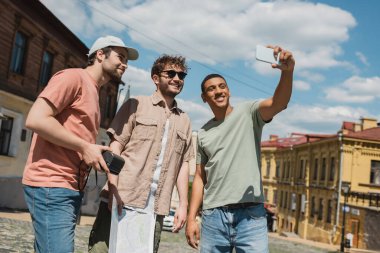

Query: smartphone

[255,45,280,65]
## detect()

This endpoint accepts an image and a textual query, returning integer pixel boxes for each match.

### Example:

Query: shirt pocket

[175,130,187,154]
[133,117,157,141]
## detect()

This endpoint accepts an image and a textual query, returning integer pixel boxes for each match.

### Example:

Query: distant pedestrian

[22,35,138,253]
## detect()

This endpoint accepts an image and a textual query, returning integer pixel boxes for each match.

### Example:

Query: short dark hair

[87,46,113,66]
[201,73,227,93]
[151,55,188,78]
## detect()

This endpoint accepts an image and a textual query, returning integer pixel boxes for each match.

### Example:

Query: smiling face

[153,64,185,99]
[201,76,231,111]
[101,47,128,83]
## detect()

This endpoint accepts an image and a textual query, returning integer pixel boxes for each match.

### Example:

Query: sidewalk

[269,232,338,252]
[1,210,378,253]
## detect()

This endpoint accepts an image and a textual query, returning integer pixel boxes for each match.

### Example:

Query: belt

[222,202,260,209]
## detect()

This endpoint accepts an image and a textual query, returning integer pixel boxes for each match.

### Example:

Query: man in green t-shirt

[186,45,295,253]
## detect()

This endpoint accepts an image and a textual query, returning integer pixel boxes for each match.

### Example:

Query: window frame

[320,157,326,181]
[329,157,335,181]
[313,158,319,180]
[0,108,24,157]
[39,50,54,87]
[0,117,13,155]
[10,31,28,74]
[370,160,380,185]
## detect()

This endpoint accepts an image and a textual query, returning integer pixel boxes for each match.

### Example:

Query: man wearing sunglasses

[22,35,138,253]
[186,46,295,253]
[89,55,193,253]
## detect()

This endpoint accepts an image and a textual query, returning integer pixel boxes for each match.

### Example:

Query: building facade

[0,0,120,214]
[261,118,380,251]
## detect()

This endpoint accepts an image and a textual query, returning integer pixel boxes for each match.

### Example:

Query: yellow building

[261,118,380,251]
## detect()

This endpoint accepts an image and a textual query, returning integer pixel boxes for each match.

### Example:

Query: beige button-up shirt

[102,92,193,215]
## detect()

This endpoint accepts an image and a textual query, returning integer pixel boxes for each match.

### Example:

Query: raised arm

[25,97,111,172]
[259,46,295,122]
[185,163,206,249]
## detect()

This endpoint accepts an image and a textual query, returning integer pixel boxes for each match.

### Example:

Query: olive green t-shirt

[197,101,266,210]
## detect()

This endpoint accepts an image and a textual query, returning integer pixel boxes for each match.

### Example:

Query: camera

[102,151,125,175]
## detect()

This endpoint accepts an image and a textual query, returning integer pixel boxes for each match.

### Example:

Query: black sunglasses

[160,70,187,80]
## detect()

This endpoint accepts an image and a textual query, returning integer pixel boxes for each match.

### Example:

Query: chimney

[354,123,361,132]
[361,117,377,131]
[270,135,278,141]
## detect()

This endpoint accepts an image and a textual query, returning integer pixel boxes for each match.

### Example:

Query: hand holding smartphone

[255,45,281,65]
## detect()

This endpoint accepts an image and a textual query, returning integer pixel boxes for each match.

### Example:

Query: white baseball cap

[88,35,139,60]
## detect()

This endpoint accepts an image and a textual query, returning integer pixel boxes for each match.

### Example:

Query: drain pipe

[334,132,344,238]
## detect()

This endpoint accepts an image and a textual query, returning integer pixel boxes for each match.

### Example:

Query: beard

[161,85,182,98]
[104,66,122,83]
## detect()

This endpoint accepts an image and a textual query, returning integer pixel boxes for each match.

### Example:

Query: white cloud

[325,76,380,103]
[355,52,370,66]
[40,0,95,36]
[177,99,213,130]
[262,104,370,140]
[122,66,155,96]
[298,70,325,83]
[294,80,311,91]
[40,0,357,72]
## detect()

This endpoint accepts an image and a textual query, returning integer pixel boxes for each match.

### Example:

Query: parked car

[163,209,175,231]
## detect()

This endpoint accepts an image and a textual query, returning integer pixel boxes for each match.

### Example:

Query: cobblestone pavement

[0,217,334,253]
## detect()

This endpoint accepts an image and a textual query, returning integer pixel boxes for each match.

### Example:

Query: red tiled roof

[261,133,334,148]
[345,127,380,141]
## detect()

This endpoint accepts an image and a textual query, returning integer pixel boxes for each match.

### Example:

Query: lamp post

[340,184,350,252]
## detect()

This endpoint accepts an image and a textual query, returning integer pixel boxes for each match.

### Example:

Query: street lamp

[340,183,350,252]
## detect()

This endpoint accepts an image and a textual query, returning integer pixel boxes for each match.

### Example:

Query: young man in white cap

[22,35,138,253]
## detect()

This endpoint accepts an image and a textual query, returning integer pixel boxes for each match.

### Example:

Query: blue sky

[40,0,380,140]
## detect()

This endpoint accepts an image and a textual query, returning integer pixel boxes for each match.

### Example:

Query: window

[327,199,333,223]
[280,191,284,208]
[287,161,291,178]
[266,159,270,177]
[284,192,288,209]
[329,157,335,181]
[39,51,54,86]
[313,158,319,180]
[0,117,13,155]
[320,158,326,181]
[273,190,278,205]
[318,198,324,221]
[10,31,27,74]
[291,193,296,211]
[310,196,315,218]
[275,160,280,178]
[299,159,304,179]
[0,109,24,157]
[264,188,268,202]
[370,160,380,185]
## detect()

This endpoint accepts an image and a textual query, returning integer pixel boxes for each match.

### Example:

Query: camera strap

[78,162,98,192]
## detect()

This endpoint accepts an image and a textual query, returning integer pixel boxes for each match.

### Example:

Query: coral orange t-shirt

[22,68,100,191]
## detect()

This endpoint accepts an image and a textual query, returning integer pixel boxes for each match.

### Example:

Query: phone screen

[256,45,280,65]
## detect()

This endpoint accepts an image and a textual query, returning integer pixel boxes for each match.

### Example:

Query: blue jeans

[23,186,83,253]
[200,203,269,253]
